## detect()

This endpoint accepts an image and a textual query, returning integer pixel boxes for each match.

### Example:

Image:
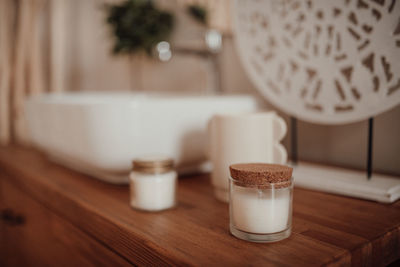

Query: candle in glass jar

[231,186,291,233]
[130,156,177,211]
[229,163,293,242]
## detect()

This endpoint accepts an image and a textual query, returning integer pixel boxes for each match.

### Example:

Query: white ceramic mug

[208,112,287,202]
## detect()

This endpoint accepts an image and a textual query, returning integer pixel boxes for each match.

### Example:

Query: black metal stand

[290,116,374,180]
[367,117,374,180]
[290,117,298,165]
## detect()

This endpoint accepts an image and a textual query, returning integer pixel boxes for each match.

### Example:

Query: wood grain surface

[0,174,131,267]
[0,146,399,266]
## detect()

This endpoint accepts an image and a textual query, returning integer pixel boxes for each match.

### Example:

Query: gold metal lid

[132,156,174,174]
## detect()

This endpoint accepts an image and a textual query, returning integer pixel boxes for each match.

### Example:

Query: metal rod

[291,117,298,165]
[367,117,374,180]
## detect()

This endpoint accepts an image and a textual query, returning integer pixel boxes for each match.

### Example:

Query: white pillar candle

[130,172,176,211]
[231,186,291,233]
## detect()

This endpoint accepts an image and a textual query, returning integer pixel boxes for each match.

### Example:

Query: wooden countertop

[0,146,399,266]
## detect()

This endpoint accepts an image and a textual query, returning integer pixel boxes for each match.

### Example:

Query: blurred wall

[63,0,400,175]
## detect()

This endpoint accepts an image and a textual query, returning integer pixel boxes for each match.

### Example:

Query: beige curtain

[0,0,65,145]
[0,0,14,145]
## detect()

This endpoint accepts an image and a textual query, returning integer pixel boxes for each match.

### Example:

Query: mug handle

[273,143,287,164]
[273,115,287,141]
[273,115,287,164]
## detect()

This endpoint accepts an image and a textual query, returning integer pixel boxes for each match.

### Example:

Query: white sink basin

[26,92,259,183]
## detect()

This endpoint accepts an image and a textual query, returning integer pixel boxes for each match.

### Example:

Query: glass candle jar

[130,156,177,211]
[229,163,293,243]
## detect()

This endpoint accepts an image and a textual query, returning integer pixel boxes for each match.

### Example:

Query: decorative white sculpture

[233,0,400,124]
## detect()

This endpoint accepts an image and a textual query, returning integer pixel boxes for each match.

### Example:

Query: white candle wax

[231,185,290,234]
[130,171,176,211]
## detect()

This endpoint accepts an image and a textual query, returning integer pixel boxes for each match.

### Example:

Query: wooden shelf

[0,146,399,266]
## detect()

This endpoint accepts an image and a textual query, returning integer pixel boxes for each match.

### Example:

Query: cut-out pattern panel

[233,0,400,124]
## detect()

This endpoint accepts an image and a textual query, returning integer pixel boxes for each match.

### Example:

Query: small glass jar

[229,163,293,243]
[130,156,177,211]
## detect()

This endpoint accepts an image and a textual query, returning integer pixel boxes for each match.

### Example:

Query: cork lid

[229,163,293,188]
